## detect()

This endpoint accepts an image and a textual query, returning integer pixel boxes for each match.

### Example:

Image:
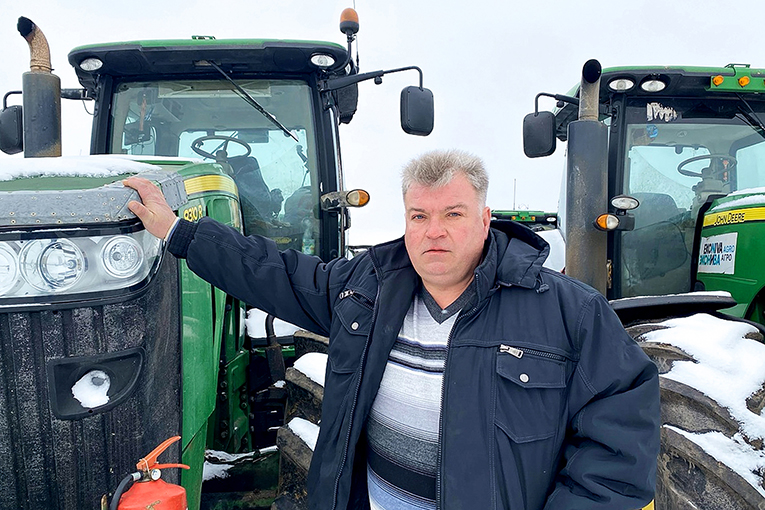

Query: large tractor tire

[629,321,765,510]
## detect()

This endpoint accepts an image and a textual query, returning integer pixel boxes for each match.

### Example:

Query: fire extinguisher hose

[109,472,140,510]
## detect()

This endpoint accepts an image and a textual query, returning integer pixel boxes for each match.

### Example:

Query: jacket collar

[487,220,550,290]
[368,221,550,298]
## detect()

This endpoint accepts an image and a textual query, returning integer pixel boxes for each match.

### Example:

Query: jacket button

[351,322,359,330]
[519,373,530,383]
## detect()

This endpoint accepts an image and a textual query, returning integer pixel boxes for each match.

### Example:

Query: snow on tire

[628,317,765,510]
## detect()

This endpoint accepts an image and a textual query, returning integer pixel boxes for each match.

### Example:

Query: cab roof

[68,38,348,91]
[554,64,765,140]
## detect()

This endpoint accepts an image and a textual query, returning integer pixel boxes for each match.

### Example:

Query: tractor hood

[0,155,188,227]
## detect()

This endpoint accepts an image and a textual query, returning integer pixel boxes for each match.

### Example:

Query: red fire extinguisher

[110,436,190,510]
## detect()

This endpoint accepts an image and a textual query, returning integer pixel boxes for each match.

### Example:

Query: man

[125,149,660,510]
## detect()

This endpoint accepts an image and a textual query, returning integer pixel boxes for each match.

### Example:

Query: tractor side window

[626,143,701,211]
[620,142,698,297]
[735,140,765,191]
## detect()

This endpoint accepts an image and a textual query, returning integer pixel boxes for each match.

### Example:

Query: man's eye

[447,212,462,217]
[411,214,425,221]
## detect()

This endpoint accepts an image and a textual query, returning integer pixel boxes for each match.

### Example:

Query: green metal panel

[182,418,209,510]
[697,195,765,318]
[173,162,245,505]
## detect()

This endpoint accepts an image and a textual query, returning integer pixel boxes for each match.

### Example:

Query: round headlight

[101,236,143,278]
[21,239,86,291]
[0,243,19,294]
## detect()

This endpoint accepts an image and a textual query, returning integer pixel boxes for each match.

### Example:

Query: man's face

[404,172,491,296]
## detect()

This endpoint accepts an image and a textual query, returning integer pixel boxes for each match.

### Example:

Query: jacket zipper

[331,266,383,510]
[339,289,375,311]
[499,344,567,362]
[436,295,480,510]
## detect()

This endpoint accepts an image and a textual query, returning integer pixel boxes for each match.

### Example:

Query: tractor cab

[68,38,377,260]
[525,64,765,317]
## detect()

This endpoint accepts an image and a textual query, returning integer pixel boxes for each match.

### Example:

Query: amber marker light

[739,76,751,87]
[594,214,620,231]
[712,75,724,87]
[347,189,370,207]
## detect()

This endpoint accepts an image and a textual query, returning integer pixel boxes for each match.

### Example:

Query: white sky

[1,0,763,244]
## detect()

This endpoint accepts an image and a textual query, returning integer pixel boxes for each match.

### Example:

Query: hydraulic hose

[109,472,140,510]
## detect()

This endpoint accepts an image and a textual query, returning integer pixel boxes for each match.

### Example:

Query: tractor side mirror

[0,104,23,155]
[523,111,556,158]
[400,86,434,136]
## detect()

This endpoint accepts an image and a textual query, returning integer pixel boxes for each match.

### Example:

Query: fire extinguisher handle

[136,436,182,472]
[154,463,191,471]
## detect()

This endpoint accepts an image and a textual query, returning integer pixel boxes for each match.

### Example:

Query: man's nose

[425,218,446,238]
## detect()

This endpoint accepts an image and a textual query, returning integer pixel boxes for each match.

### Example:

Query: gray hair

[401,149,489,205]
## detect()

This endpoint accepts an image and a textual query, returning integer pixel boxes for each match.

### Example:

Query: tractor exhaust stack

[18,17,62,158]
[564,59,608,294]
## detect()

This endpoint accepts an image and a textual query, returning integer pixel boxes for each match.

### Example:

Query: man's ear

[482,206,491,236]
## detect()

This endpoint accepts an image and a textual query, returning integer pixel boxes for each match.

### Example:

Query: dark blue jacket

[170,217,660,510]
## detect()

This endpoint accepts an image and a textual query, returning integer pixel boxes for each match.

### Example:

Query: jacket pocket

[494,347,567,443]
[329,292,374,374]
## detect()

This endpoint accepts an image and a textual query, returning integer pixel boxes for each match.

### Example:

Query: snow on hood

[613,290,732,304]
[710,187,765,212]
[0,155,158,181]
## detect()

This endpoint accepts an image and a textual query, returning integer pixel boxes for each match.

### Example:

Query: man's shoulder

[535,267,609,310]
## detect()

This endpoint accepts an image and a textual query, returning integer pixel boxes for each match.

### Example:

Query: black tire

[629,323,765,510]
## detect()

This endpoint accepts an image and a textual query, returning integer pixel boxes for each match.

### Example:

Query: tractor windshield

[109,79,320,252]
[617,97,765,297]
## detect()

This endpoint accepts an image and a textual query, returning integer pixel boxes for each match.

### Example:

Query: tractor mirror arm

[320,66,425,92]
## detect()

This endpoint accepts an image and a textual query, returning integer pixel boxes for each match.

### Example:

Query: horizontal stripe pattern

[367,294,459,510]
[703,206,765,227]
[183,174,238,196]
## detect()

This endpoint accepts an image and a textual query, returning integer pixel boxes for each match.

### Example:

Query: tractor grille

[0,256,181,510]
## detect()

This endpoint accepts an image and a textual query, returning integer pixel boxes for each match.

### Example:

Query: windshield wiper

[736,93,765,138]
[208,61,299,142]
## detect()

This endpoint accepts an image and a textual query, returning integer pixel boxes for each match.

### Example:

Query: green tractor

[490,209,558,230]
[525,61,765,509]
[0,13,432,509]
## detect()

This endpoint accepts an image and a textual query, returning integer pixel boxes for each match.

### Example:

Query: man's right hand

[123,177,178,239]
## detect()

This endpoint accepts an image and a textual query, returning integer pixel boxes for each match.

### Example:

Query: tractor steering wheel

[677,154,737,178]
[191,135,251,161]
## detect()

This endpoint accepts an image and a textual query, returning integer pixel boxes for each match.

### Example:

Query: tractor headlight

[0,243,19,294]
[101,236,143,278]
[21,239,86,291]
[0,225,162,304]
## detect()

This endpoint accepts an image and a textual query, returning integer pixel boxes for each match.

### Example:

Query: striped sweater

[366,284,475,509]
